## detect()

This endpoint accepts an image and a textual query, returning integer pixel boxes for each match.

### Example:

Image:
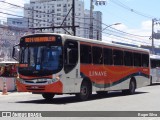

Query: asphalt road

[0,84,160,120]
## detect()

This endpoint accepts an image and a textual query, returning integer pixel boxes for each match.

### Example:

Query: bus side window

[133,53,142,67]
[64,40,78,73]
[103,48,113,65]
[80,45,92,64]
[92,46,103,64]
[124,51,133,66]
[142,54,149,67]
[113,49,123,66]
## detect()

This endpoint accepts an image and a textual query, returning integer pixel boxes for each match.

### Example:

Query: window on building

[57,4,61,7]
[57,8,61,11]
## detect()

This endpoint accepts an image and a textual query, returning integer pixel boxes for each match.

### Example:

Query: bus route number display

[25,36,56,43]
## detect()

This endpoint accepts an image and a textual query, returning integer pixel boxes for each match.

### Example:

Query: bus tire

[150,76,152,85]
[76,80,92,101]
[42,93,55,100]
[122,78,136,95]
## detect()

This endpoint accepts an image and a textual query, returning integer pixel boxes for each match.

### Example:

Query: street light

[102,23,121,31]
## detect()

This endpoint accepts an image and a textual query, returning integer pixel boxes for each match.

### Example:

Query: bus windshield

[18,35,63,76]
[19,45,63,76]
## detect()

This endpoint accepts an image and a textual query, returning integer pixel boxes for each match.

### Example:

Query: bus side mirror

[12,44,19,61]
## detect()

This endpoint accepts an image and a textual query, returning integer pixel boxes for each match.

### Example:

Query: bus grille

[25,80,47,84]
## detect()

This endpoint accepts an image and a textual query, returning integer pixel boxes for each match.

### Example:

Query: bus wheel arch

[76,78,92,101]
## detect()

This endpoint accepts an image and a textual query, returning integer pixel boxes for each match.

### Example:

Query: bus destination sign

[25,36,56,43]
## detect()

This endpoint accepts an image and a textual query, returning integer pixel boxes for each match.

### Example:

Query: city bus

[150,54,160,84]
[12,33,150,101]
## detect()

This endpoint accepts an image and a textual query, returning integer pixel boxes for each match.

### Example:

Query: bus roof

[61,33,150,53]
[22,33,150,53]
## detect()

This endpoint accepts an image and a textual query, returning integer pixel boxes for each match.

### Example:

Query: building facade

[24,0,85,37]
[7,18,28,28]
[24,0,102,40]
[84,9,102,40]
[0,24,31,61]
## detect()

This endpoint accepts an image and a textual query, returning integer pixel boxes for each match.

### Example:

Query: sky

[84,0,160,46]
[0,0,160,46]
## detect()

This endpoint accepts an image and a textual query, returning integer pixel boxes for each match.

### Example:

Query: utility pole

[152,18,155,54]
[89,0,93,39]
[151,18,160,54]
[72,0,76,36]
[29,0,79,35]
[90,0,107,40]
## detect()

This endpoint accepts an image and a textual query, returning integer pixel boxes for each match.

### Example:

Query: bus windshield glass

[19,35,63,76]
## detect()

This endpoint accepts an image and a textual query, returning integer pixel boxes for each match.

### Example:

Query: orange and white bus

[150,54,160,84]
[12,33,150,101]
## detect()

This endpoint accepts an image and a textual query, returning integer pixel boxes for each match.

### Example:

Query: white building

[24,0,102,40]
[84,9,102,40]
[7,18,28,28]
[24,0,85,37]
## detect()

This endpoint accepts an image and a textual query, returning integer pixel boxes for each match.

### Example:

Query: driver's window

[64,40,78,73]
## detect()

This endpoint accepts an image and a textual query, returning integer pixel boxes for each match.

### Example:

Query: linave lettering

[89,71,107,76]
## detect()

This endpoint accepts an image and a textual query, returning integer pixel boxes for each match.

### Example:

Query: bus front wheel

[42,93,55,100]
[76,80,92,101]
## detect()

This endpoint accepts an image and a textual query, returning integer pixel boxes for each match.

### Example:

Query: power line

[93,18,150,38]
[79,26,151,45]
[0,1,151,41]
[110,0,155,19]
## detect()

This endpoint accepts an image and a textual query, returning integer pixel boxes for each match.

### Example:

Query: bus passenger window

[124,51,133,66]
[133,53,141,67]
[113,50,123,65]
[103,48,113,65]
[80,45,92,64]
[92,47,103,64]
[142,54,149,67]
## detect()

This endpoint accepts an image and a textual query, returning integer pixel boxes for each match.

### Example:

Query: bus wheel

[122,79,136,95]
[96,91,108,96]
[76,80,92,101]
[129,80,136,94]
[42,93,55,100]
[150,77,152,85]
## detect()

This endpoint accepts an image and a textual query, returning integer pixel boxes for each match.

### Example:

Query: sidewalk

[0,91,31,96]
